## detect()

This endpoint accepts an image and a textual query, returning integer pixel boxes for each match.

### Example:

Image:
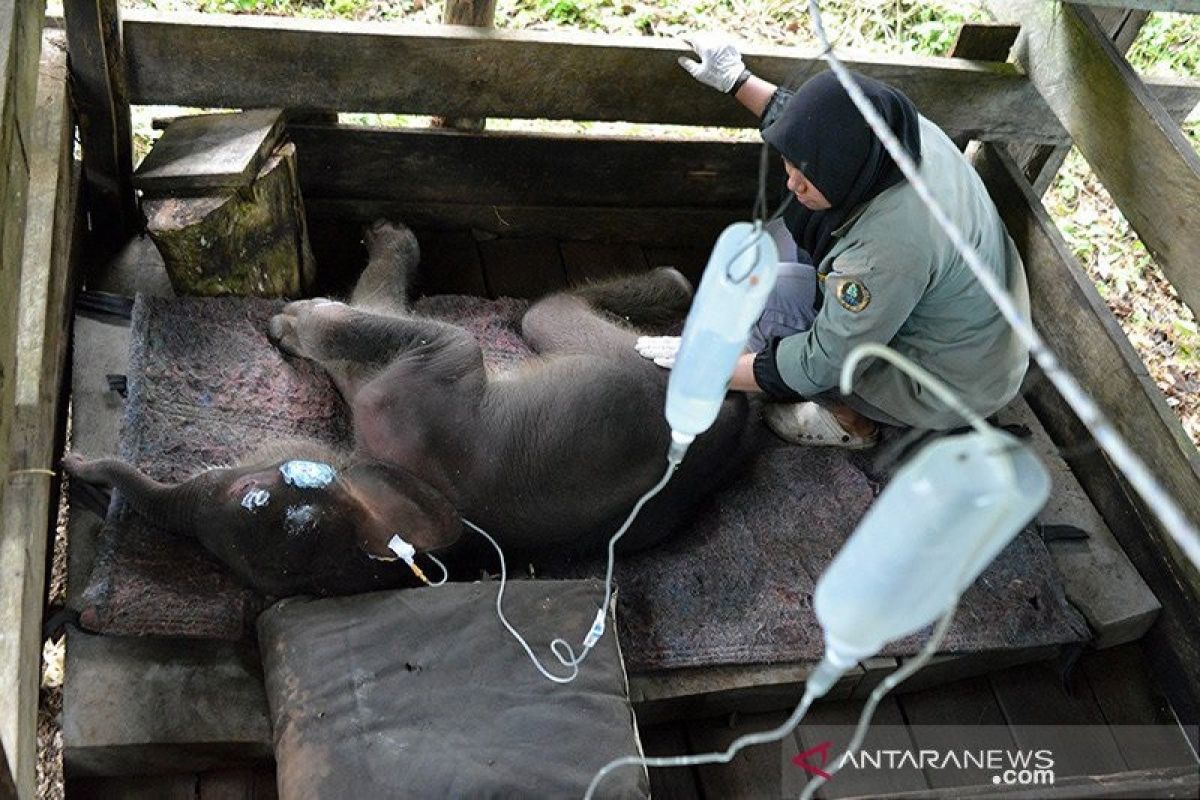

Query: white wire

[423,552,449,587]
[798,606,958,800]
[462,457,679,685]
[585,684,820,800]
[463,517,580,684]
[596,459,679,639]
[805,0,1200,569]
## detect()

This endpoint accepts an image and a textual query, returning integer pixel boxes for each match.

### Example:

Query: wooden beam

[121,11,1200,146]
[64,0,139,251]
[987,1,1200,322]
[294,124,758,246]
[948,23,1022,149]
[0,739,13,800]
[948,22,1021,61]
[290,124,773,208]
[0,0,46,547]
[64,633,273,777]
[628,661,861,725]
[0,29,74,800]
[306,200,743,248]
[1002,7,1149,196]
[869,766,1200,799]
[1082,0,1200,12]
[434,0,498,131]
[971,142,1200,695]
[0,0,45,793]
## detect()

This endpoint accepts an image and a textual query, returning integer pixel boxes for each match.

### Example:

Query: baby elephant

[66,221,749,598]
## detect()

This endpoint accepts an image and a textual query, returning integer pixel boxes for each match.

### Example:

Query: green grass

[194,0,374,16]
[1128,11,1200,76]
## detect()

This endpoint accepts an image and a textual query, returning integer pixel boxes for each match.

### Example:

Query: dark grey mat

[79,295,1090,667]
[259,580,649,800]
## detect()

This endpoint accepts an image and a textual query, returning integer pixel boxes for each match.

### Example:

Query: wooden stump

[144,142,315,297]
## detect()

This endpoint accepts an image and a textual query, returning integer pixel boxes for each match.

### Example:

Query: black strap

[729,68,754,95]
[76,290,134,319]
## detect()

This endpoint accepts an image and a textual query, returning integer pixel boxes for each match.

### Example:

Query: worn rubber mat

[259,580,649,799]
[78,295,1090,664]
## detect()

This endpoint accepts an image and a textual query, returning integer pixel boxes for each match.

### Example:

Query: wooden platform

[640,645,1197,799]
[63,232,1163,781]
[65,644,1198,799]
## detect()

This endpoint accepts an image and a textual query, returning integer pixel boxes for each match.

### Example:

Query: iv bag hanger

[840,342,996,438]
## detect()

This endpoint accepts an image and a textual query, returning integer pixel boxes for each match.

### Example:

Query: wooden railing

[8,1,1194,792]
[0,14,76,800]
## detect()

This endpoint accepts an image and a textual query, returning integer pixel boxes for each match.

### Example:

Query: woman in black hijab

[763,70,922,266]
[642,33,1031,445]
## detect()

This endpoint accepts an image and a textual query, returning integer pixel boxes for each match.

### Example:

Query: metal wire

[804,0,1200,569]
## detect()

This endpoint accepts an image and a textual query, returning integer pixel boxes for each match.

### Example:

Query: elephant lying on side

[65,221,749,598]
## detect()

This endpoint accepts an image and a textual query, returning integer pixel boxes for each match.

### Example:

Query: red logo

[792,741,833,779]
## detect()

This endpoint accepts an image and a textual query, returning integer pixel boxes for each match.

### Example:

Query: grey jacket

[768,116,1030,429]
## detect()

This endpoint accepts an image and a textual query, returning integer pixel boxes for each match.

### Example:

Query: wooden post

[1081,0,1200,11]
[433,0,498,131]
[0,27,74,800]
[1000,7,1148,195]
[0,0,45,792]
[0,744,12,800]
[947,23,1021,149]
[972,142,1200,721]
[985,1,1200,322]
[64,0,138,253]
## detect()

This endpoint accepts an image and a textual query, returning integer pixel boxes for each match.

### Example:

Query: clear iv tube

[587,344,1025,795]
[463,457,679,685]
[584,685,821,800]
[841,344,993,438]
[799,605,958,800]
[582,606,958,800]
[806,0,1200,571]
[464,518,579,684]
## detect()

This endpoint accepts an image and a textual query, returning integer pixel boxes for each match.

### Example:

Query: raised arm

[678,33,779,118]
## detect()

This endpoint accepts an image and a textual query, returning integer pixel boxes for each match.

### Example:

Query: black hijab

[762,70,922,264]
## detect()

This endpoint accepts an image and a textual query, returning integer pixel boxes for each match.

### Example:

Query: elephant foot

[268,298,349,359]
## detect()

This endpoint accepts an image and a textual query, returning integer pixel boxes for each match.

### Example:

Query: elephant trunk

[69,457,211,536]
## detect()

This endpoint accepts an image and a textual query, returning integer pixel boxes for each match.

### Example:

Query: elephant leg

[349,219,421,314]
[269,300,484,404]
[521,268,691,361]
[520,294,640,362]
[571,267,693,331]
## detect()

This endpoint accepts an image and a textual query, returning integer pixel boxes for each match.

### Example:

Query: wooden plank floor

[75,645,1182,799]
[664,643,1197,800]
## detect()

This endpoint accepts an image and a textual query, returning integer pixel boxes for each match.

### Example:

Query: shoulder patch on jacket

[836,279,871,313]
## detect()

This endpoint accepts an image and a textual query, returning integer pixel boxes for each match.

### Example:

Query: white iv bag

[814,429,1050,669]
[666,222,778,443]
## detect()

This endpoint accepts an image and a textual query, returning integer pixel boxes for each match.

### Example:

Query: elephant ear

[338,462,461,558]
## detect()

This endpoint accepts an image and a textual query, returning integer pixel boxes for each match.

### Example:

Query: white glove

[678,33,748,94]
[636,335,681,369]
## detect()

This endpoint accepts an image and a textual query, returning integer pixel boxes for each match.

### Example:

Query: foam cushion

[258,579,649,799]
